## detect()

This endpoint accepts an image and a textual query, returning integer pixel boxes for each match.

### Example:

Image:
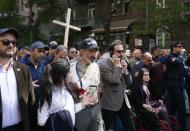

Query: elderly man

[131,52,153,77]
[54,45,68,61]
[0,28,35,131]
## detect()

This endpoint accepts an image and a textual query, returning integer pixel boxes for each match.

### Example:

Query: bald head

[142,52,153,65]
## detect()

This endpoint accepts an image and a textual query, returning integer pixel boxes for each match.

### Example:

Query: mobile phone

[87,85,97,95]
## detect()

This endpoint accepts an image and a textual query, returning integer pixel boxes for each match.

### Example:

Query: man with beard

[0,28,35,131]
[98,40,136,131]
[54,45,68,61]
[20,41,47,85]
[70,38,104,131]
[20,41,48,131]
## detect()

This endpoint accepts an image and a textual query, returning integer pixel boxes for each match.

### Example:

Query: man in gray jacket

[98,40,136,131]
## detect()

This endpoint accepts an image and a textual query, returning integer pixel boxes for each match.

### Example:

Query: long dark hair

[135,68,149,86]
[39,59,70,109]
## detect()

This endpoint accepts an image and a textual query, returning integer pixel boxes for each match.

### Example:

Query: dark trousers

[102,102,136,131]
[166,81,186,131]
[2,122,23,131]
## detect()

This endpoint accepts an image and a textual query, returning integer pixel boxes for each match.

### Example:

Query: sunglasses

[176,45,182,48]
[0,39,16,46]
[70,51,77,54]
[115,50,124,53]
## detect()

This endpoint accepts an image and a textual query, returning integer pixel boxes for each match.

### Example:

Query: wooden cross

[53,8,81,47]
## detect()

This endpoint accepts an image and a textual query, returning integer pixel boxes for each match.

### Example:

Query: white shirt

[70,61,100,111]
[0,61,21,128]
[38,87,75,126]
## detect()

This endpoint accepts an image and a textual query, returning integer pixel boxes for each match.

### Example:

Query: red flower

[79,88,86,96]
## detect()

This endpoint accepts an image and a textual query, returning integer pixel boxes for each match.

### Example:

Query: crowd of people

[0,27,189,131]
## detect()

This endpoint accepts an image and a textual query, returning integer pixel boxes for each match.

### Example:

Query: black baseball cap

[79,38,98,50]
[0,28,20,38]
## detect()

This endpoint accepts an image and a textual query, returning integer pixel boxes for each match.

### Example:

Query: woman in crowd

[37,60,94,131]
[132,68,171,131]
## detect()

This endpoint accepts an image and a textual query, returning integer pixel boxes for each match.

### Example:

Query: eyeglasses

[70,51,77,54]
[176,45,182,48]
[114,50,124,53]
[0,39,16,46]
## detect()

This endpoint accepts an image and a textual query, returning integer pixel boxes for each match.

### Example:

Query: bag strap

[76,62,83,88]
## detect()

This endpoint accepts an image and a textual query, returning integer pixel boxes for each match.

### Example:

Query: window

[112,0,121,15]
[156,26,170,48]
[156,0,166,8]
[184,1,190,12]
[135,38,143,46]
[123,0,130,14]
[88,3,96,17]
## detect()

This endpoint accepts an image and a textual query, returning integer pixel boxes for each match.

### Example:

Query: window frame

[123,0,130,14]
[156,26,170,48]
[88,3,96,17]
[156,0,166,8]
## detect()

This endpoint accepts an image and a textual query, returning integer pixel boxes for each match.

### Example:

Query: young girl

[37,60,94,131]
[132,68,171,131]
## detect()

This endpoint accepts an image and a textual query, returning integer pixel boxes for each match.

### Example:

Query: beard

[89,56,96,62]
[0,50,14,59]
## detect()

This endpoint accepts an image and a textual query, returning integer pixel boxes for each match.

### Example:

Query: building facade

[73,0,190,52]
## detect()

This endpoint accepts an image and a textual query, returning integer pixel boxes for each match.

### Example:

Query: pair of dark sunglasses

[0,39,16,46]
[176,45,183,48]
[115,50,124,53]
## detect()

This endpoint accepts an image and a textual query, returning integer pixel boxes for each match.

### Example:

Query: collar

[0,58,13,72]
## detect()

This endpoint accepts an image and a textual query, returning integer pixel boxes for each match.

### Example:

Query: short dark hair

[18,45,31,51]
[151,46,160,54]
[170,41,183,52]
[109,40,123,52]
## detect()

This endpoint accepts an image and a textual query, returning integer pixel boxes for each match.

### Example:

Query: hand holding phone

[112,54,121,67]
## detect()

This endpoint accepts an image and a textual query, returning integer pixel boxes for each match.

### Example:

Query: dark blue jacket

[43,55,54,65]
[41,110,75,131]
[20,55,47,81]
[165,53,185,82]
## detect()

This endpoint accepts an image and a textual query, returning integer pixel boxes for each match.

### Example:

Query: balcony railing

[73,16,102,28]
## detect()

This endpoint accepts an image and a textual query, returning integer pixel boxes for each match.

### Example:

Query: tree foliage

[0,0,21,28]
[130,0,183,36]
[35,0,65,23]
